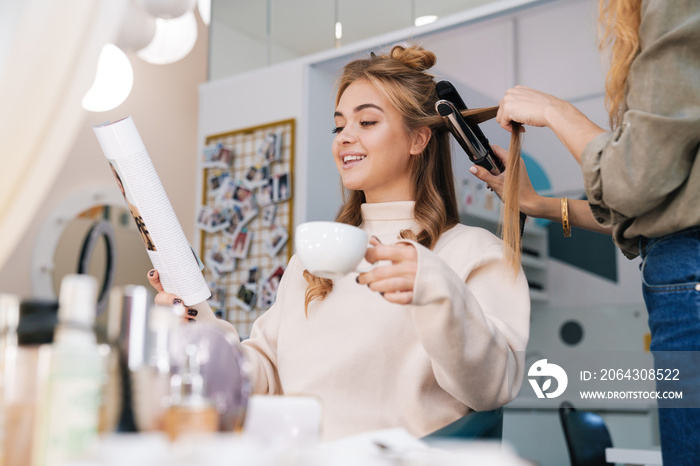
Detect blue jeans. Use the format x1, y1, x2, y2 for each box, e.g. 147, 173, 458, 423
640, 226, 700, 465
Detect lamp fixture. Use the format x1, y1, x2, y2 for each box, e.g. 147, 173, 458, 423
137, 10, 198, 65
415, 15, 438, 27
82, 44, 134, 112
335, 22, 342, 40
198, 0, 211, 25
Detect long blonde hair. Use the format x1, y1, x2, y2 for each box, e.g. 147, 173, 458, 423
304, 45, 459, 313
598, 0, 642, 129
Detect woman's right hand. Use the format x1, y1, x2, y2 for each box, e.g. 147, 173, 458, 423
147, 269, 198, 322
468, 144, 542, 217
497, 85, 565, 132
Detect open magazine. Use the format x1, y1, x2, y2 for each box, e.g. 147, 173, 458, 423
92, 117, 211, 306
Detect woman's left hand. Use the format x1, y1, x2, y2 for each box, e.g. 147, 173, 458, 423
357, 236, 417, 304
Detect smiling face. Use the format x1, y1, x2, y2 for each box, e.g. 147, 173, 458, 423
332, 79, 425, 203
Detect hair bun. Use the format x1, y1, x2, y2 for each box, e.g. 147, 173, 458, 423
389, 45, 436, 71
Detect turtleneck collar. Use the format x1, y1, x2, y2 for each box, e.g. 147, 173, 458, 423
359, 201, 418, 243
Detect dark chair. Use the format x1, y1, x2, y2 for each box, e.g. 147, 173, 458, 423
422, 408, 503, 441
559, 402, 613, 466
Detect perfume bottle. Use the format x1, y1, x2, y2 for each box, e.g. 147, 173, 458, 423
163, 344, 218, 441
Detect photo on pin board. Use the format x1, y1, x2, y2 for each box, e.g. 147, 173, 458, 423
196, 205, 229, 233
264, 223, 288, 258
262, 204, 277, 227
244, 163, 270, 189
272, 172, 291, 203
202, 142, 234, 168
237, 196, 259, 226
207, 170, 231, 194
247, 266, 260, 287
207, 281, 227, 309
258, 282, 276, 310
257, 178, 274, 206
264, 264, 286, 295
258, 131, 282, 164
231, 228, 252, 259
205, 241, 236, 276
233, 284, 258, 312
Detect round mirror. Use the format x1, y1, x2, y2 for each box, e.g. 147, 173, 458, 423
33, 186, 154, 313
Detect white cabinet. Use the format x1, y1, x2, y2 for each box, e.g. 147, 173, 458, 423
457, 178, 548, 303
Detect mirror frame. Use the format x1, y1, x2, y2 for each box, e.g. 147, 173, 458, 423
32, 185, 124, 301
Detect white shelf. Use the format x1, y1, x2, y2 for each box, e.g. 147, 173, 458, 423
521, 254, 546, 270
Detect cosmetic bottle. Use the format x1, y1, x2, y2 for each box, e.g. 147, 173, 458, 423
3, 299, 58, 466
132, 303, 182, 431
32, 275, 103, 466
97, 289, 124, 434
109, 285, 150, 433
163, 344, 219, 441
0, 294, 20, 466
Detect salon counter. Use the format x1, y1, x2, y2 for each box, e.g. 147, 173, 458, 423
68, 430, 530, 466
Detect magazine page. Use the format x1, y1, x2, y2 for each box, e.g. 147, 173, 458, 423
92, 117, 210, 306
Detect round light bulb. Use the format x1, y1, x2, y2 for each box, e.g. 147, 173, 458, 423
198, 0, 211, 26
415, 15, 438, 27
137, 11, 198, 65
82, 44, 134, 112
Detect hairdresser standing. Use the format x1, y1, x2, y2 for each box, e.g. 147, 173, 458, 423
472, 1, 700, 463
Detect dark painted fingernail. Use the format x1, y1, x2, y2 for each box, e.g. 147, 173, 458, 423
355, 276, 360, 284
173, 298, 182, 305
371, 235, 382, 244
380, 292, 385, 296
149, 269, 155, 277
188, 318, 196, 323
187, 309, 198, 317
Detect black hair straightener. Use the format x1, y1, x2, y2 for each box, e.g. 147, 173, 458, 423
436, 80, 527, 236
435, 80, 504, 175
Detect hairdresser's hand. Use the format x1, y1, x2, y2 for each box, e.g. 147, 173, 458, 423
357, 237, 417, 305
497, 85, 566, 132
468, 144, 542, 216
469, 144, 544, 215
147, 269, 198, 323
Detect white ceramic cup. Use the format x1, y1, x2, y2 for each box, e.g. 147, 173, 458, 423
295, 221, 373, 279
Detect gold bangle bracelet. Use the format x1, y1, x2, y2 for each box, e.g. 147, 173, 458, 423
561, 197, 571, 237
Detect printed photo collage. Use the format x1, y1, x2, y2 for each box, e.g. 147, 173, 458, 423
198, 132, 291, 317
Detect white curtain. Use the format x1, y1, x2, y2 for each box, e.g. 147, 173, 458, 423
0, 0, 127, 270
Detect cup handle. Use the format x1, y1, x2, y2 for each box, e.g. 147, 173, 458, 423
354, 242, 376, 274
355, 263, 376, 274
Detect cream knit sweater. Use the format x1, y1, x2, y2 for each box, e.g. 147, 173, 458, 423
234, 201, 530, 440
